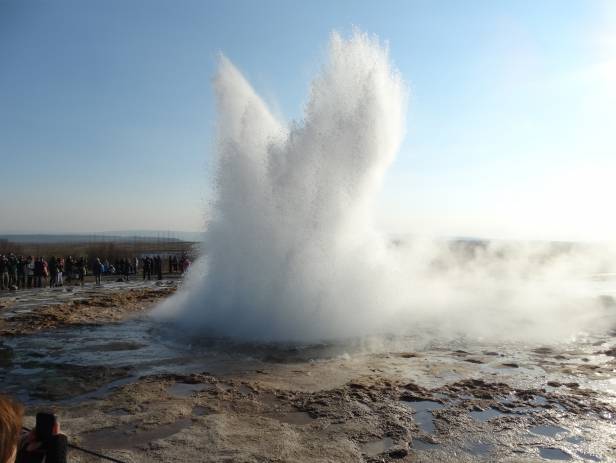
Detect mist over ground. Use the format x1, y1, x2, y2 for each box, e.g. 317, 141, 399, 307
153, 31, 616, 344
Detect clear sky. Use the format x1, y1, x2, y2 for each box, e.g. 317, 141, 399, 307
1, 0, 614, 241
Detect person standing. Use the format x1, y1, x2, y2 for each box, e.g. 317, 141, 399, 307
65, 256, 73, 283
157, 256, 163, 280
142, 257, 152, 280
78, 258, 86, 287
182, 256, 191, 274
93, 258, 103, 286
0, 255, 8, 290
8, 254, 18, 288
33, 258, 42, 288
55, 258, 64, 287
41, 258, 49, 288
123, 258, 130, 281
26, 257, 34, 289
48, 257, 57, 288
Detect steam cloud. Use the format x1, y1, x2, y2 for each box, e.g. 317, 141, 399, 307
154, 31, 615, 343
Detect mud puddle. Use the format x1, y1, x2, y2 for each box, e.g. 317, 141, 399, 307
81, 417, 193, 450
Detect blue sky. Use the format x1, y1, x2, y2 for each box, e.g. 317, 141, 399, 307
1, 0, 614, 240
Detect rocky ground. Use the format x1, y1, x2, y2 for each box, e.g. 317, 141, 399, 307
0, 281, 176, 336
2, 284, 616, 462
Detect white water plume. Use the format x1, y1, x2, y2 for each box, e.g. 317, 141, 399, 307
154, 31, 616, 343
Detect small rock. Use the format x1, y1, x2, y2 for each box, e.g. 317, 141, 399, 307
349, 382, 368, 390
603, 348, 616, 357
533, 347, 553, 355
502, 363, 519, 368
389, 448, 408, 459
402, 383, 424, 393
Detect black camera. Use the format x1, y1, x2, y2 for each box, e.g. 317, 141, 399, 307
35, 412, 56, 442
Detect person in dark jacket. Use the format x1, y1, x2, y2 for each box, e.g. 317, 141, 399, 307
93, 258, 103, 286
48, 257, 57, 288
33, 258, 40, 288
78, 258, 86, 287
143, 257, 152, 280
16, 257, 26, 289
0, 255, 8, 290
155, 255, 163, 280
7, 254, 18, 288
16, 412, 67, 463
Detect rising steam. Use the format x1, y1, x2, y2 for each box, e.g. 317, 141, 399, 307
154, 31, 615, 343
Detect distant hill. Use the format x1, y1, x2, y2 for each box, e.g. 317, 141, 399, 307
0, 231, 205, 244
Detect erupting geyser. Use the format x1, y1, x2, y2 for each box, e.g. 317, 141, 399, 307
162, 31, 407, 341
155, 30, 614, 343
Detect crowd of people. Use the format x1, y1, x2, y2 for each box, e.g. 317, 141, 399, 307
0, 253, 192, 291
0, 251, 193, 461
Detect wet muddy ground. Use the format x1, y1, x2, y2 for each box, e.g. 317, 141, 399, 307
2, 282, 616, 462
0, 280, 176, 336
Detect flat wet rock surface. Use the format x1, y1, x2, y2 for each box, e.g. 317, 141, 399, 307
35, 366, 615, 463
0, 281, 176, 336
3, 285, 616, 462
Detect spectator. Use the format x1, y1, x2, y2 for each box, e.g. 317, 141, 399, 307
25, 257, 34, 289
17, 257, 26, 289
16, 412, 67, 463
78, 258, 86, 287
142, 256, 149, 280
33, 258, 42, 288
0, 255, 8, 290
0, 249, 191, 292
41, 259, 48, 287
48, 257, 57, 288
64, 257, 73, 283
93, 258, 103, 286
155, 256, 163, 280
8, 254, 17, 288
55, 258, 64, 287
0, 395, 23, 463
122, 258, 130, 281
180, 255, 191, 274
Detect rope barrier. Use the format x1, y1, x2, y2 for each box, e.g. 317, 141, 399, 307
22, 427, 128, 463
